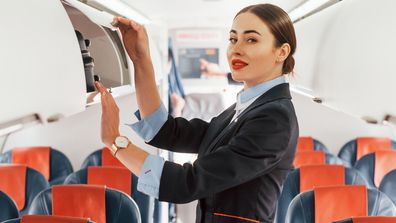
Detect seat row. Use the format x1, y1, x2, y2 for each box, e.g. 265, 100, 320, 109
295, 136, 396, 168
0, 147, 157, 223
273, 136, 396, 223
275, 164, 396, 223
0, 184, 139, 223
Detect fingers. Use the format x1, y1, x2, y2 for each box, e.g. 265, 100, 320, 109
116, 17, 142, 31
200, 58, 209, 70
95, 81, 108, 95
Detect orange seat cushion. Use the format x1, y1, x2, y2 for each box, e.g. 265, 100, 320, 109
315, 185, 367, 223
352, 216, 396, 223
102, 148, 125, 167
299, 165, 345, 193
21, 215, 90, 223
88, 166, 132, 196
294, 151, 326, 168
0, 164, 27, 210
374, 150, 396, 187
52, 185, 106, 223
297, 137, 314, 152
12, 147, 50, 180
356, 137, 391, 160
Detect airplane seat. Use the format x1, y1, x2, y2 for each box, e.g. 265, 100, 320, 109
0, 165, 49, 215
333, 216, 396, 223
0, 147, 73, 185
354, 151, 396, 188
79, 149, 154, 223
28, 185, 141, 223
2, 215, 95, 223
297, 137, 330, 153
0, 191, 20, 222
379, 169, 396, 205
80, 148, 125, 169
285, 185, 396, 223
275, 165, 368, 223
337, 137, 396, 168
293, 151, 343, 168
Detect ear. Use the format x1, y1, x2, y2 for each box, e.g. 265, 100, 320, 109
276, 43, 291, 62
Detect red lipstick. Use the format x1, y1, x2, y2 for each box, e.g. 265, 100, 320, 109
231, 59, 248, 70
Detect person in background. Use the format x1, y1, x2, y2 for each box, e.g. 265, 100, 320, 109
200, 58, 243, 85
95, 3, 299, 222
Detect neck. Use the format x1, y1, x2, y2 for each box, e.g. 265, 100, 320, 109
243, 65, 283, 89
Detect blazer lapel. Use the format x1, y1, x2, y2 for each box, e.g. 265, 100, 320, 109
205, 83, 292, 154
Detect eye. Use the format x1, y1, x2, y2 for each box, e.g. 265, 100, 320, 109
229, 37, 237, 44
247, 38, 257, 43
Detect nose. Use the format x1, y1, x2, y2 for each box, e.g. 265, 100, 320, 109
229, 41, 243, 56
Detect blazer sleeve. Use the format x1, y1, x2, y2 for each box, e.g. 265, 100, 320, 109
147, 115, 212, 154
158, 103, 292, 203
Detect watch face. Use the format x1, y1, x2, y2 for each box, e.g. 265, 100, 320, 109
115, 136, 129, 148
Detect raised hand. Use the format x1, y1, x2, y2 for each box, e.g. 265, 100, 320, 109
95, 81, 120, 148
115, 17, 151, 63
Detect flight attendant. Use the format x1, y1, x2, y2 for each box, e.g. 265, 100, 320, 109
95, 3, 299, 222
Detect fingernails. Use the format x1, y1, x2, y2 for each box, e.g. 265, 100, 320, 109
111, 17, 119, 27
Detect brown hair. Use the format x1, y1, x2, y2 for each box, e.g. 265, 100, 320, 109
236, 4, 297, 75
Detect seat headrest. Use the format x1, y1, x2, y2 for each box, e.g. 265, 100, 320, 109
299, 165, 345, 193
357, 137, 391, 160
374, 151, 396, 187
333, 216, 396, 223
12, 147, 50, 180
0, 164, 27, 210
101, 148, 125, 167
293, 151, 326, 168
315, 185, 367, 223
21, 215, 91, 223
52, 185, 106, 223
88, 166, 132, 196
297, 137, 314, 152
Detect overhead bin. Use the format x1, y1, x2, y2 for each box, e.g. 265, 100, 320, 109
0, 0, 133, 135
0, 0, 86, 133
291, 0, 396, 125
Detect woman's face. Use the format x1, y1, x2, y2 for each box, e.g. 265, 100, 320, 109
227, 12, 284, 88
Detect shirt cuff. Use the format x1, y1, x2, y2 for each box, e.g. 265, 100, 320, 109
128, 103, 168, 142
137, 155, 165, 199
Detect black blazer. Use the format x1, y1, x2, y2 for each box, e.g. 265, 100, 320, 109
148, 83, 299, 223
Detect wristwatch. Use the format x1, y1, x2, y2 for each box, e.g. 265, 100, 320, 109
110, 136, 131, 156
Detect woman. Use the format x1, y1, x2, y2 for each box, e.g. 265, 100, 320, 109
95, 3, 298, 222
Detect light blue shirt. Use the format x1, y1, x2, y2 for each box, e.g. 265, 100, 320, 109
129, 75, 286, 198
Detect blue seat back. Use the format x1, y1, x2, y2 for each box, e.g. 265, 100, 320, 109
379, 169, 396, 206
333, 216, 396, 223
2, 216, 95, 223
0, 166, 49, 215
28, 187, 141, 223
275, 167, 368, 223
80, 149, 154, 223
338, 139, 396, 168
0, 191, 19, 222
0, 148, 73, 185
285, 188, 396, 223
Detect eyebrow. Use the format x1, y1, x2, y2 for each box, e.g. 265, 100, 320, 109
230, 29, 262, 36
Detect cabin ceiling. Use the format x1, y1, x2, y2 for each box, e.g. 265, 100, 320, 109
121, 0, 307, 28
